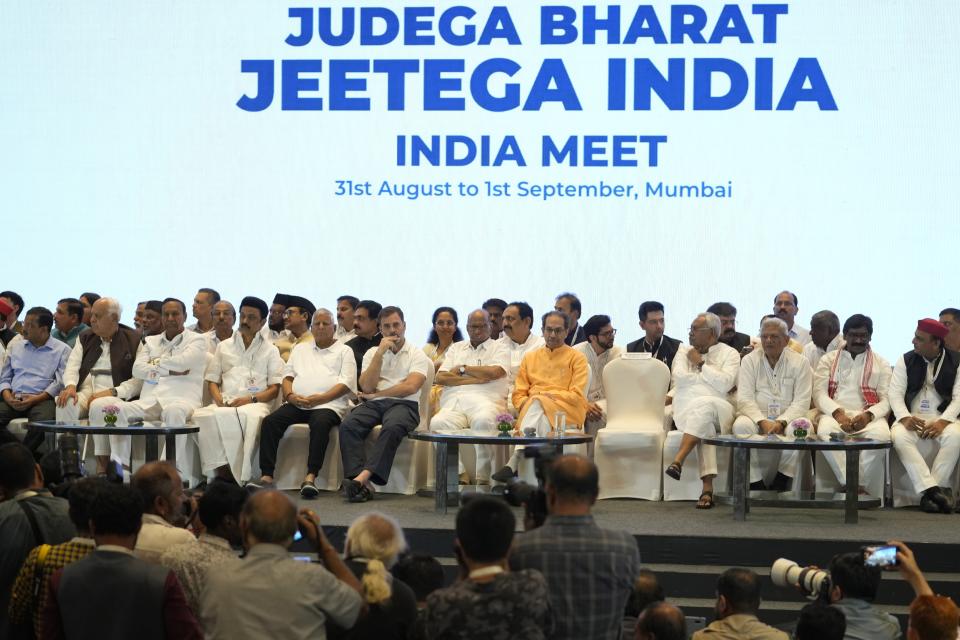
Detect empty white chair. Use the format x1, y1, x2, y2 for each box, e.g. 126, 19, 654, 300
273, 424, 343, 491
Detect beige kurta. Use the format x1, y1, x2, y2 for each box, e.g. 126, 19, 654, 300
512, 344, 589, 429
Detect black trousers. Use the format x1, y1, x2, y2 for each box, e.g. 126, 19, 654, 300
258, 405, 341, 477
339, 399, 419, 485
0, 399, 55, 453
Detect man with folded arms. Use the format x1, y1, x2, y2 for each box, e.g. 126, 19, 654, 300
194, 296, 284, 486
274, 295, 316, 362
813, 314, 891, 495
889, 318, 960, 513
254, 308, 356, 497
733, 317, 812, 492
56, 297, 143, 474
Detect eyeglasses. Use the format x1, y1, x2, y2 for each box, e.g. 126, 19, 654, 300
543, 327, 566, 335
598, 329, 617, 338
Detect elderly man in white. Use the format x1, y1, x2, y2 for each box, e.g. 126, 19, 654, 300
194, 296, 284, 485
431, 309, 510, 485
733, 317, 813, 492
89, 298, 207, 472
498, 301, 544, 413
814, 314, 891, 495
664, 312, 741, 509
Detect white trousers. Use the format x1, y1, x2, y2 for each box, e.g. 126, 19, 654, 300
57, 373, 115, 455
432, 395, 501, 481
584, 399, 607, 458
891, 419, 960, 494
674, 397, 734, 479
732, 416, 800, 483
193, 403, 271, 482
89, 396, 195, 467
817, 416, 890, 487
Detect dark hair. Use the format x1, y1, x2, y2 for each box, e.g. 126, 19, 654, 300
508, 301, 534, 323
356, 300, 383, 323
427, 306, 462, 345
717, 568, 761, 614
199, 482, 247, 532
0, 443, 37, 492
842, 314, 874, 336
774, 290, 799, 306
707, 302, 737, 317
25, 306, 54, 331
379, 305, 405, 324
80, 292, 101, 306
795, 602, 845, 640
198, 288, 221, 304
337, 295, 359, 309
583, 314, 611, 339
940, 308, 960, 323
132, 462, 177, 515
58, 298, 84, 322
542, 310, 571, 331
829, 552, 881, 601
239, 296, 269, 320
636, 602, 686, 640
456, 497, 515, 563
67, 478, 104, 532
90, 483, 143, 537
393, 554, 445, 602
482, 298, 507, 313
811, 310, 841, 332
0, 291, 25, 313
548, 455, 599, 503
555, 292, 581, 315
625, 569, 665, 617
162, 297, 187, 315
638, 301, 665, 321
145, 300, 163, 314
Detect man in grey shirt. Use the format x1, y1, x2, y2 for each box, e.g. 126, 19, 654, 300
827, 552, 900, 640
200, 490, 364, 639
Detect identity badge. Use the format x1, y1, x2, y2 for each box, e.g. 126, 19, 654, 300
767, 402, 781, 420
919, 398, 933, 415
146, 367, 160, 385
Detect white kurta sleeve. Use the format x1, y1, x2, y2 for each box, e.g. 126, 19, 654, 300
888, 356, 910, 422
62, 341, 84, 388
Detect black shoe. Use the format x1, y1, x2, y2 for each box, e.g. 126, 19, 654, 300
348, 484, 373, 503
343, 479, 361, 501
749, 480, 767, 491
300, 480, 320, 499
492, 465, 516, 483
770, 472, 793, 492
921, 487, 951, 514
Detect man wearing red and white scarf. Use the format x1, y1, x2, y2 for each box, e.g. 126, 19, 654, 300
813, 314, 891, 496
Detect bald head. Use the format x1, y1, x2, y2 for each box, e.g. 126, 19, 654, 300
636, 601, 686, 640
241, 490, 297, 547
465, 308, 491, 346
547, 455, 599, 506
132, 461, 184, 522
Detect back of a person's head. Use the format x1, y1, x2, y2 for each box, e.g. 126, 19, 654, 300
90, 483, 143, 537
547, 455, 599, 504
241, 490, 296, 546
132, 462, 176, 515
829, 552, 881, 601
717, 567, 762, 615
392, 554, 445, 604
346, 512, 408, 604
635, 601, 686, 640
626, 569, 666, 617
0, 443, 37, 494
796, 602, 845, 640
909, 595, 960, 640
456, 497, 515, 563
198, 481, 247, 532
65, 478, 104, 533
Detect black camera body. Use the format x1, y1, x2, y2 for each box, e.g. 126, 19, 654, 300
501, 443, 561, 527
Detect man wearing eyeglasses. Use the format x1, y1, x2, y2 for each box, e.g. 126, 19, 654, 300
574, 315, 622, 446
274, 296, 316, 362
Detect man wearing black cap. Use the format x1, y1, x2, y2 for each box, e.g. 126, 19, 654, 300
266, 294, 289, 343
141, 300, 164, 338
194, 296, 285, 485
274, 295, 315, 362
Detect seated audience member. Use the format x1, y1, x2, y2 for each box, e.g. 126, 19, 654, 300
275, 295, 316, 362
827, 551, 900, 640
132, 461, 196, 563
664, 313, 740, 509
340, 306, 430, 503
733, 317, 812, 491
265, 293, 290, 343
253, 308, 356, 496
0, 291, 25, 344
141, 300, 164, 338
88, 298, 207, 471
205, 300, 235, 353
423, 306, 462, 373
56, 297, 142, 474
431, 309, 509, 484
511, 456, 640, 640
335, 295, 359, 344
329, 512, 417, 640
813, 314, 891, 495
749, 316, 805, 355
623, 570, 666, 640
78, 292, 100, 326
692, 568, 787, 639
134, 301, 147, 334
794, 603, 845, 640
0, 307, 70, 451
42, 482, 202, 640
803, 310, 843, 371
772, 290, 810, 346
0, 443, 75, 638
201, 491, 364, 639
635, 602, 687, 640
187, 287, 219, 334
8, 478, 100, 634
889, 319, 960, 513
708, 302, 752, 354
574, 314, 623, 444
393, 554, 445, 640
51, 298, 88, 348
554, 292, 586, 345
345, 300, 383, 381
938, 308, 960, 352
482, 298, 507, 340
627, 301, 682, 369
194, 296, 284, 485
499, 301, 545, 413
160, 481, 245, 615
427, 497, 554, 640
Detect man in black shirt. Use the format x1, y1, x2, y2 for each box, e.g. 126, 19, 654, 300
626, 301, 682, 369
707, 302, 752, 354
345, 300, 383, 383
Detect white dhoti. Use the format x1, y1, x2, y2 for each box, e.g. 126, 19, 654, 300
817, 416, 890, 487
432, 395, 501, 482
674, 397, 734, 479
891, 420, 960, 495
89, 396, 196, 472
193, 403, 271, 483
732, 416, 800, 484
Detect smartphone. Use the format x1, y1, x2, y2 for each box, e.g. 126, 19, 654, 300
293, 529, 303, 541
292, 555, 313, 563
863, 545, 898, 568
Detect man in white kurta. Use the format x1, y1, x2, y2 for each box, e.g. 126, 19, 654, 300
89, 299, 207, 473
803, 310, 844, 371
574, 314, 623, 446
432, 309, 510, 484
889, 318, 960, 512
194, 297, 284, 485
664, 313, 740, 508
773, 290, 810, 346
733, 317, 812, 490
814, 314, 891, 494
498, 302, 544, 413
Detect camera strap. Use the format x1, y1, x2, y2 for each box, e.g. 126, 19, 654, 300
17, 500, 44, 546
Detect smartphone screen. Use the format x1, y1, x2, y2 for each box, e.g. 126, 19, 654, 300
293, 529, 303, 541
863, 545, 898, 567
292, 555, 313, 563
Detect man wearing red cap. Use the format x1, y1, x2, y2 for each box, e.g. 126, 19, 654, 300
0, 297, 17, 350
889, 318, 960, 513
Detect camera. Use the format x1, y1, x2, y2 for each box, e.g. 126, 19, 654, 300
501, 443, 561, 528
771, 558, 832, 600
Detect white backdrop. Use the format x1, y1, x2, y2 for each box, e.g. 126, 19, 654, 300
1, 1, 958, 358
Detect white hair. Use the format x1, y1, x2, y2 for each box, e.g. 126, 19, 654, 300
99, 297, 122, 320
697, 312, 722, 339
760, 316, 789, 336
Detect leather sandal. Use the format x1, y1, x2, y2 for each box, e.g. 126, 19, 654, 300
696, 491, 715, 509
664, 462, 682, 480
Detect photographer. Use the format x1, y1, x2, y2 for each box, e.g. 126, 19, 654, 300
826, 551, 900, 640
891, 540, 960, 640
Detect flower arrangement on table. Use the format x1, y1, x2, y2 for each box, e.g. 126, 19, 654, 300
789, 417, 812, 440
496, 413, 515, 437
102, 405, 121, 426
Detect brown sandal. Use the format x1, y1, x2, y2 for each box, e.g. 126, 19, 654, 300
665, 462, 682, 480
696, 491, 714, 509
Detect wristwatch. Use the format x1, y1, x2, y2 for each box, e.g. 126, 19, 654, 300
458, 365, 467, 376
109, 388, 118, 397
250, 395, 258, 403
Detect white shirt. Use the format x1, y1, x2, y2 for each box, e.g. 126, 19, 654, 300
802, 334, 843, 371
63, 337, 143, 400
789, 324, 811, 346
889, 352, 960, 423
135, 513, 197, 564
671, 343, 740, 415
206, 332, 284, 401
202, 330, 233, 355
498, 332, 545, 384
574, 343, 624, 402
736, 347, 812, 423
813, 348, 891, 417
286, 340, 357, 416
361, 340, 431, 403
133, 330, 208, 408
335, 325, 356, 345
438, 338, 511, 404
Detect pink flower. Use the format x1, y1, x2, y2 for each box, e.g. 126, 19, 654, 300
789, 417, 812, 430
102, 405, 121, 416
